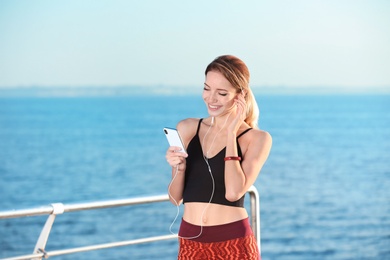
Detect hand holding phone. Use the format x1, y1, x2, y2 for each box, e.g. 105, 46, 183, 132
163, 127, 186, 153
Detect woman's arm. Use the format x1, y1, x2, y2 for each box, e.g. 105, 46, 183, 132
224, 130, 272, 201
165, 119, 196, 205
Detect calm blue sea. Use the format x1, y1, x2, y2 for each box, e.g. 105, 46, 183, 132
0, 93, 389, 260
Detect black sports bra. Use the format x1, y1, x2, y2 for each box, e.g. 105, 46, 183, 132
182, 119, 252, 207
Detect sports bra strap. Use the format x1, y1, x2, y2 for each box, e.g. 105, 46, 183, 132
237, 128, 252, 139
196, 118, 203, 135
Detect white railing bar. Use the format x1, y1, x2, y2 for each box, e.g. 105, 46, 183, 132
47, 234, 178, 257
0, 206, 54, 219
0, 253, 44, 260
0, 234, 178, 260
0, 194, 171, 219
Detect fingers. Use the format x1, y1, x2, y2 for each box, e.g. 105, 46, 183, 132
166, 146, 187, 167
234, 95, 246, 116
168, 146, 185, 153
236, 93, 246, 106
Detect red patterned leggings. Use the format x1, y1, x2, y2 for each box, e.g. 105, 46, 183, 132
178, 234, 260, 259
177, 218, 260, 259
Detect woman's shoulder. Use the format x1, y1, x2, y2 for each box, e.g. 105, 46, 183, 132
240, 128, 272, 161
177, 118, 202, 143
177, 118, 200, 129
245, 128, 272, 146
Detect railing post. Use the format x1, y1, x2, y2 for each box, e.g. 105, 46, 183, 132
249, 186, 261, 253
31, 203, 64, 260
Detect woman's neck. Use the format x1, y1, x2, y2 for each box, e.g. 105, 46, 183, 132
210, 113, 232, 129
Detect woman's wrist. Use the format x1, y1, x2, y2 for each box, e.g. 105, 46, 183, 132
173, 165, 186, 172
227, 131, 237, 139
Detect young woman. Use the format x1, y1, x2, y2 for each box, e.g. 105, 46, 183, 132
165, 55, 272, 259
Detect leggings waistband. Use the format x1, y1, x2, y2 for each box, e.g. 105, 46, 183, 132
178, 217, 253, 243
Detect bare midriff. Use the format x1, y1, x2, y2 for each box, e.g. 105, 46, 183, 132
183, 202, 248, 226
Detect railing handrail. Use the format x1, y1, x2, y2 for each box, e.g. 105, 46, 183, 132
0, 194, 171, 219
0, 186, 260, 260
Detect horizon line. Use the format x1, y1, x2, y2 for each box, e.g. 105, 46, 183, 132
0, 85, 389, 97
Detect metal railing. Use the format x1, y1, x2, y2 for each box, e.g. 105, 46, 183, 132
0, 186, 260, 260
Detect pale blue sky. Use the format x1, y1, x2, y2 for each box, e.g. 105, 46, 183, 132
0, 0, 389, 90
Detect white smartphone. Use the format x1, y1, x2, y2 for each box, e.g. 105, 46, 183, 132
163, 127, 186, 153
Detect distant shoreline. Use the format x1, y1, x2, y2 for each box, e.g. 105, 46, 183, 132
0, 85, 389, 97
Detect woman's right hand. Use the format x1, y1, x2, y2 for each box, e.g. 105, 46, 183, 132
165, 146, 188, 170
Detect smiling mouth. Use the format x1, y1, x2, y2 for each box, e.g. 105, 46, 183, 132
208, 104, 220, 110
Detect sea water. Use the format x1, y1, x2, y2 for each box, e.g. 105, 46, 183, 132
0, 93, 389, 259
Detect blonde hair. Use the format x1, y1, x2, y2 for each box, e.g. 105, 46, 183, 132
205, 55, 259, 128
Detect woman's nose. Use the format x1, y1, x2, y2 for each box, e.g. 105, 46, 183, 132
209, 92, 218, 102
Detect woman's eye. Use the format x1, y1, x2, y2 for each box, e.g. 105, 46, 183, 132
203, 87, 227, 96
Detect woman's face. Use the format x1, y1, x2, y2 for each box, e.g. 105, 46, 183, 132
203, 70, 237, 117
